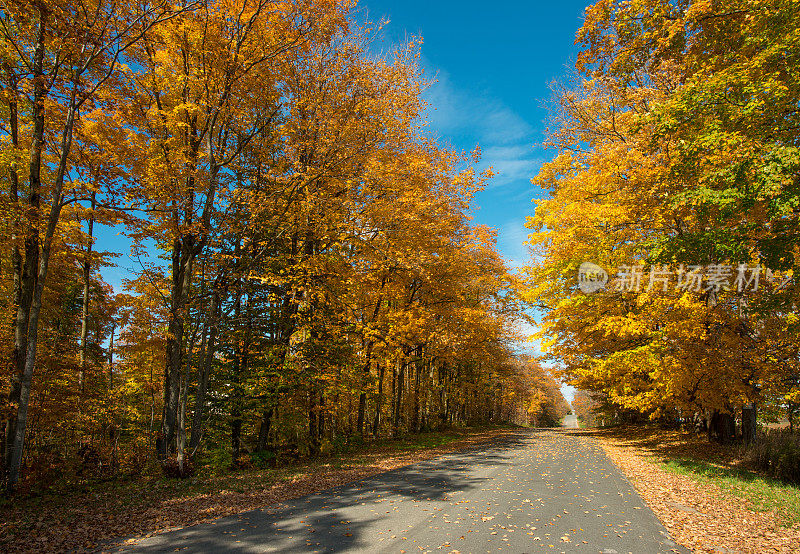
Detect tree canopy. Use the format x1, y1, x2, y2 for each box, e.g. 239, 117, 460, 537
0, 0, 566, 493
525, 0, 799, 436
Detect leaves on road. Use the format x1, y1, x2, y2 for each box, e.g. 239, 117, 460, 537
595, 430, 800, 553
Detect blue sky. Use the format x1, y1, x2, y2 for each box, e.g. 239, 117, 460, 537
361, 0, 593, 268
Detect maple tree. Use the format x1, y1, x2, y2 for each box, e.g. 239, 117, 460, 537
0, 0, 184, 491
0, 0, 564, 494
525, 0, 799, 439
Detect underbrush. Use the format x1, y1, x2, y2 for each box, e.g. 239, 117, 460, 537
743, 428, 800, 486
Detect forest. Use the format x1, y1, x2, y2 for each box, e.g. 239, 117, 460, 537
0, 0, 570, 494
526, 0, 800, 440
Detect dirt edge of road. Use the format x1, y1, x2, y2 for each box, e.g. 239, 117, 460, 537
591, 431, 800, 554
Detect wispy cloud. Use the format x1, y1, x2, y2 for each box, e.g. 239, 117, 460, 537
481, 109, 534, 145
423, 72, 531, 145
480, 145, 544, 188
498, 218, 532, 269
423, 73, 543, 191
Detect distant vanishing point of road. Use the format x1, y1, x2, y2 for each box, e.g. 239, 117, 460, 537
118, 429, 686, 553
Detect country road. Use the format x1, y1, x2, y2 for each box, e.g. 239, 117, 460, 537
561, 414, 578, 429
117, 430, 687, 553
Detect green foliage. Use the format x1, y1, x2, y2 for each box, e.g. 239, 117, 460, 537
249, 450, 276, 469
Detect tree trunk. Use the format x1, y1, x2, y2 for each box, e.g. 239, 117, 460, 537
372, 362, 385, 437
742, 403, 757, 444
176, 361, 188, 473
356, 390, 368, 437
318, 392, 326, 445
709, 409, 736, 443
356, 283, 384, 437
189, 288, 221, 455
159, 116, 215, 464
257, 408, 273, 451
308, 385, 319, 455
423, 359, 434, 431
393, 359, 405, 437
107, 322, 116, 391
159, 239, 191, 461
440, 363, 449, 429
412, 349, 421, 433
78, 191, 97, 392
7, 11, 80, 490
231, 283, 250, 467
231, 413, 242, 466
356, 345, 372, 437
3, 58, 26, 476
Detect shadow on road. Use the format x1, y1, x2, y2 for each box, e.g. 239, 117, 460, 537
119, 430, 536, 552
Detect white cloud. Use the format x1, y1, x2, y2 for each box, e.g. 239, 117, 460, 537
480, 145, 544, 188
482, 144, 536, 159
481, 108, 534, 145
498, 218, 532, 269
423, 72, 533, 148
423, 74, 543, 191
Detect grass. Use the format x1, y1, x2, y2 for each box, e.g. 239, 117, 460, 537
5, 426, 493, 500
290, 429, 471, 469
591, 425, 800, 527
657, 456, 800, 526
397, 430, 465, 450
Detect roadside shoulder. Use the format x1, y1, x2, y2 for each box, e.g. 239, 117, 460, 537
593, 432, 800, 554
2, 427, 516, 553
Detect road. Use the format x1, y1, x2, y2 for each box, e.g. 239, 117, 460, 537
118, 429, 687, 553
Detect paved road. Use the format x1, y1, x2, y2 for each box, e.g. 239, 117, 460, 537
119, 430, 687, 553
561, 414, 578, 429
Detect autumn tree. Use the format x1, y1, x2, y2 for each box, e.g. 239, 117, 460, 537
0, 0, 183, 491
525, 0, 800, 440
0, 0, 541, 491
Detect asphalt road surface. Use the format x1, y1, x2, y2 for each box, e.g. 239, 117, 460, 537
561, 414, 578, 429
118, 429, 688, 553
